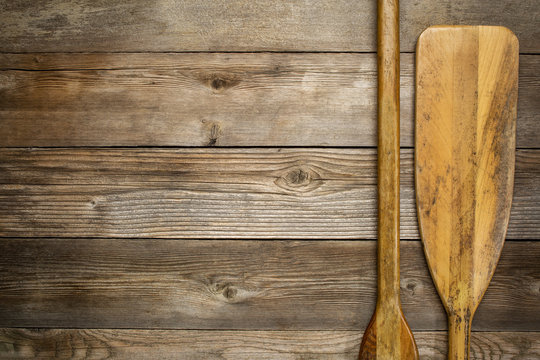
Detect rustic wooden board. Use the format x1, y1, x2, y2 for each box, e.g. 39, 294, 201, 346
0, 240, 538, 331
0, 54, 538, 147
0, 148, 537, 239
1, 329, 539, 360
0, 0, 538, 53
1, 1, 538, 356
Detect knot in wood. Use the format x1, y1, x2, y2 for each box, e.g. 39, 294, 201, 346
198, 72, 240, 93
403, 280, 419, 295
211, 78, 227, 91
206, 278, 244, 303
222, 286, 237, 300
201, 120, 221, 146
286, 168, 311, 186
88, 198, 99, 208
274, 166, 323, 194
207, 123, 220, 146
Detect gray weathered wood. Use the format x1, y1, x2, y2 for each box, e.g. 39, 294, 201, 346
0, 148, 537, 239
0, 1, 538, 355
0, 0, 538, 53
0, 240, 538, 330
0, 329, 539, 359
0, 54, 538, 147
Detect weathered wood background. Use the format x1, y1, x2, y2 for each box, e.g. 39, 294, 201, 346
0, 1, 538, 359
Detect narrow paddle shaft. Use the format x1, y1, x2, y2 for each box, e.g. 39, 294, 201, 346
377, 0, 400, 307
448, 313, 472, 360
359, 1, 418, 359
374, 0, 404, 353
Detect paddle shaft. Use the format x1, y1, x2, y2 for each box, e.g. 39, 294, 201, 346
359, 2, 419, 358
377, 0, 400, 308
375, 0, 402, 354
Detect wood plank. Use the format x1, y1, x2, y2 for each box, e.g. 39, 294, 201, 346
1, 329, 539, 360
0, 240, 538, 331
0, 54, 538, 147
0, 0, 538, 53
0, 148, 537, 239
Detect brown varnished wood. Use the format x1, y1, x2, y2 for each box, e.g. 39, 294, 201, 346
1, 53, 538, 147
416, 26, 519, 360
0, 239, 539, 330
359, 0, 418, 359
0, 329, 539, 360
359, 311, 418, 359
0, 148, 537, 239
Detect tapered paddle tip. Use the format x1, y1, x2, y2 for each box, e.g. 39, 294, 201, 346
359, 310, 419, 360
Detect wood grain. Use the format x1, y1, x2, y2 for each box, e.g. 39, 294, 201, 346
416, 26, 519, 360
0, 329, 539, 359
359, 1, 417, 358
0, 0, 538, 53
0, 148, 537, 239
0, 240, 538, 331
0, 1, 537, 356
0, 53, 538, 147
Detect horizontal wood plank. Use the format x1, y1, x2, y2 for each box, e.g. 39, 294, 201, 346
0, 148, 537, 239
0, 240, 538, 331
0, 54, 538, 147
0, 0, 538, 53
1, 329, 539, 360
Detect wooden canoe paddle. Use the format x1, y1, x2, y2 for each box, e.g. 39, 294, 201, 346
358, 0, 419, 359
416, 26, 519, 360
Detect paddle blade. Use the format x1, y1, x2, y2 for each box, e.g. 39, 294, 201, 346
416, 25, 518, 359
416, 24, 518, 314
359, 310, 419, 359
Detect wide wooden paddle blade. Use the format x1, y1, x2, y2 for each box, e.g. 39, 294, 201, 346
359, 310, 418, 360
415, 26, 518, 359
